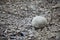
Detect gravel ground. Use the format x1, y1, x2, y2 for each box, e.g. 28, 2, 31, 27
0, 0, 60, 40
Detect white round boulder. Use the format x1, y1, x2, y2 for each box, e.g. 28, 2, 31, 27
31, 16, 47, 28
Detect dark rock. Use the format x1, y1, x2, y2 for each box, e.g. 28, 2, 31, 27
17, 32, 24, 36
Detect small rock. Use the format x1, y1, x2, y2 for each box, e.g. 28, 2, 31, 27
31, 16, 47, 28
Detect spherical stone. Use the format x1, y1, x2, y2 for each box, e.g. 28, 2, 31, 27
31, 16, 47, 28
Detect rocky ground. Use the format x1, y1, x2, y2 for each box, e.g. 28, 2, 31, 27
0, 0, 60, 40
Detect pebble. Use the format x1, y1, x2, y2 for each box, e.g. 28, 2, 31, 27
31, 16, 47, 28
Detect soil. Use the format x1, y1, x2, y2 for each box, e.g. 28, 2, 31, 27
0, 0, 60, 40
